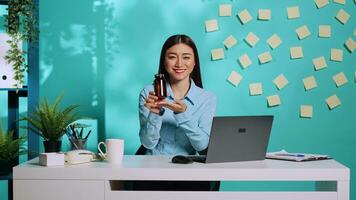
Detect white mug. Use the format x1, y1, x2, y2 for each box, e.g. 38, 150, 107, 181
97, 139, 124, 165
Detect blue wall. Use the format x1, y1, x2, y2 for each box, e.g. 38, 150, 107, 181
1, 0, 355, 199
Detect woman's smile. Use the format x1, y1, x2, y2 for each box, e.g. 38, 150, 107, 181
173, 68, 187, 74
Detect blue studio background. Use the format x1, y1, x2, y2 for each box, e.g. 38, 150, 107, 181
1, 0, 355, 199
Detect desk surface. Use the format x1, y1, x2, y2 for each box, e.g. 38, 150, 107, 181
13, 155, 349, 181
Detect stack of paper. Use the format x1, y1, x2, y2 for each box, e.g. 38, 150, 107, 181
266, 150, 330, 162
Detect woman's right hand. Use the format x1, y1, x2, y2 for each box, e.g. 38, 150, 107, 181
144, 91, 161, 115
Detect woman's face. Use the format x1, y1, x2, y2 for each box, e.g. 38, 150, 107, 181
164, 43, 195, 84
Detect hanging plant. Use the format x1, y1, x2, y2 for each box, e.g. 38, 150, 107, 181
4, 32, 26, 88
3, 0, 38, 88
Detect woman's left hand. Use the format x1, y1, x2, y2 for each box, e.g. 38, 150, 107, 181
157, 99, 187, 114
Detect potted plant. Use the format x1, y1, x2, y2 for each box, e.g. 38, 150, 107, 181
21, 95, 80, 152
0, 125, 26, 176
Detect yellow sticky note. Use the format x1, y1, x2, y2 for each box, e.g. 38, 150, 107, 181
318, 25, 331, 38
219, 4, 232, 17
211, 48, 224, 60
290, 46, 303, 59
227, 71, 243, 87
205, 19, 219, 32
245, 32, 259, 47
238, 54, 252, 69
334, 0, 345, 4
267, 34, 282, 49
223, 35, 237, 49
296, 25, 311, 40
237, 9, 253, 24
313, 56, 327, 71
330, 48, 343, 62
267, 95, 281, 107
258, 9, 271, 20
273, 74, 288, 90
314, 0, 329, 8
303, 76, 318, 91
249, 83, 263, 96
345, 38, 356, 53
287, 6, 300, 19
258, 51, 272, 64
333, 72, 348, 87
326, 94, 341, 110
335, 9, 350, 24
300, 105, 313, 118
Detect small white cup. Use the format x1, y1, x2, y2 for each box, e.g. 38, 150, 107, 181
97, 139, 124, 165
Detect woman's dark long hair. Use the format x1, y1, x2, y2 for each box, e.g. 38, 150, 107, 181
158, 34, 203, 88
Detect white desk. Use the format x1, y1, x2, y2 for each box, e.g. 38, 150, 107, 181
13, 155, 350, 200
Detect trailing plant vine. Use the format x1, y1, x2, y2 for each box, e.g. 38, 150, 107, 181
3, 0, 38, 88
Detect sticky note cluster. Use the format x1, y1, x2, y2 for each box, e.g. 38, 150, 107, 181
208, 2, 353, 117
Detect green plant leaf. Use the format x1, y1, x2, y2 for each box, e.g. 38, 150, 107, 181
4, 0, 38, 89
0, 124, 27, 162
20, 95, 81, 141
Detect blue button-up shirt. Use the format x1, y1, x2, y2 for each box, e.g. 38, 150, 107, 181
138, 80, 217, 155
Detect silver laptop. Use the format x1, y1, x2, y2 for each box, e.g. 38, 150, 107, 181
188, 116, 274, 163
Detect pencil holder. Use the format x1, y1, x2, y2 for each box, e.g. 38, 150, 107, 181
71, 139, 87, 150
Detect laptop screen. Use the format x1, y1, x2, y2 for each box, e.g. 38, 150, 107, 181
205, 116, 274, 163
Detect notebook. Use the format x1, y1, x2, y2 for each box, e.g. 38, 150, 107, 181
266, 150, 331, 162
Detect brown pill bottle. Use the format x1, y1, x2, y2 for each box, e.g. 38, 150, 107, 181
154, 73, 167, 99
